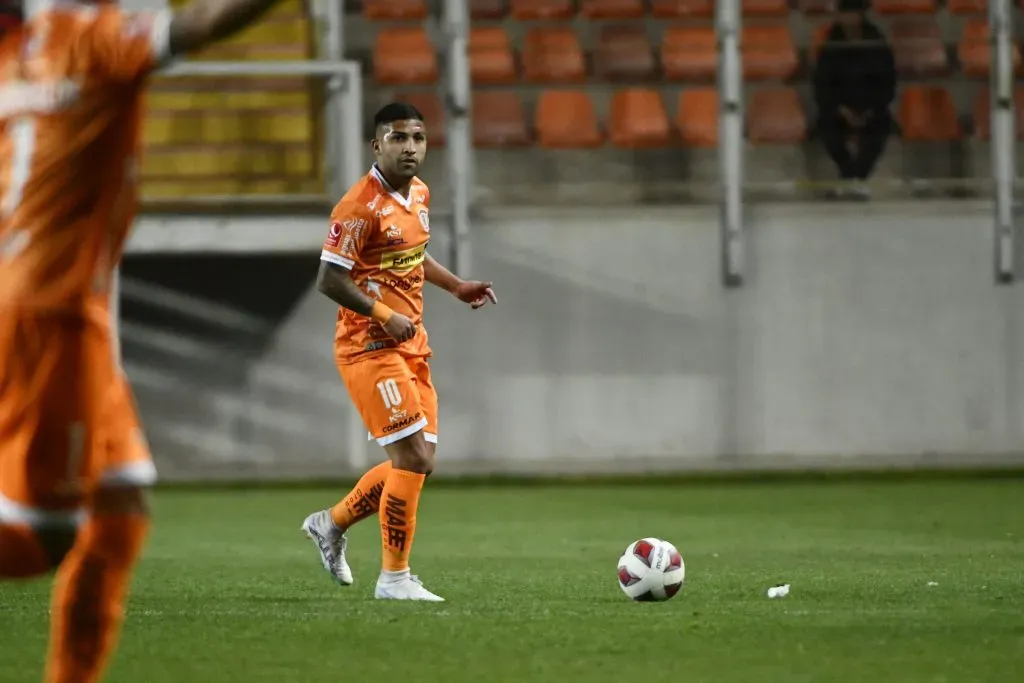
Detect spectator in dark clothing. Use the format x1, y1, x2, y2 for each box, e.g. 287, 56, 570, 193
813, 0, 896, 199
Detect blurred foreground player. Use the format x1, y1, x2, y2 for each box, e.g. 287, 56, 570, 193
302, 103, 497, 602
0, 0, 314, 681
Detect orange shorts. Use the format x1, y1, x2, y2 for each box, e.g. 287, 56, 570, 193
0, 312, 155, 529
337, 353, 438, 447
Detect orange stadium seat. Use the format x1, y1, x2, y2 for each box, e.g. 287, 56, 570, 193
471, 0, 508, 19
373, 27, 438, 85
676, 88, 719, 147
744, 0, 789, 16
609, 89, 671, 148
473, 91, 531, 147
362, 0, 428, 20
511, 0, 575, 19
595, 26, 656, 81
581, 0, 645, 18
662, 26, 717, 81
535, 90, 604, 148
742, 25, 798, 81
470, 27, 517, 84
899, 86, 961, 141
959, 20, 1021, 78
947, 0, 988, 14
522, 26, 587, 83
891, 20, 949, 78
747, 88, 807, 144
872, 0, 937, 14
972, 86, 1024, 140
396, 92, 446, 147
651, 0, 713, 18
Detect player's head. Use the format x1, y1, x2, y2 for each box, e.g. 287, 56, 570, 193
371, 102, 427, 183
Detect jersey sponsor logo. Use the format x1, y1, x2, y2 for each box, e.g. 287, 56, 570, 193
379, 204, 394, 217
385, 223, 404, 246
366, 195, 381, 211
0, 79, 81, 118
373, 273, 422, 293
380, 243, 427, 273
418, 209, 430, 232
325, 222, 343, 248
382, 412, 423, 435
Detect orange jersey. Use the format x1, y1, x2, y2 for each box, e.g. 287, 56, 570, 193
0, 2, 173, 315
321, 165, 433, 364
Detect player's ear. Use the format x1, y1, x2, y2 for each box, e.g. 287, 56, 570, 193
370, 137, 381, 156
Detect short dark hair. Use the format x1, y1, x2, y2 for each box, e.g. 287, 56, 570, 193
374, 102, 425, 129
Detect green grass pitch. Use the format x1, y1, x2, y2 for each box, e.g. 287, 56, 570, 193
1, 476, 1022, 682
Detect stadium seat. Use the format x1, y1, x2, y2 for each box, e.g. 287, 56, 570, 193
362, 0, 428, 20
144, 109, 312, 145
595, 26, 656, 81
662, 26, 717, 81
609, 89, 671, 148
744, 0, 789, 16
747, 88, 806, 144
742, 25, 798, 81
470, 27, 517, 84
972, 86, 1024, 140
959, 20, 1021, 78
535, 90, 603, 148
581, 0, 645, 18
143, 0, 321, 201
473, 91, 531, 147
676, 88, 719, 147
947, 0, 988, 14
891, 20, 949, 78
651, 0, 713, 18
899, 86, 960, 141
373, 27, 438, 85
471, 0, 508, 19
396, 92, 446, 147
511, 0, 575, 19
522, 26, 587, 83
142, 144, 315, 177
872, 0, 937, 14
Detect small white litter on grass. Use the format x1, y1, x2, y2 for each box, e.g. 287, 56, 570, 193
767, 584, 790, 599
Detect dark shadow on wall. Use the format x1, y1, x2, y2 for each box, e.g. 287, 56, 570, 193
119, 254, 319, 390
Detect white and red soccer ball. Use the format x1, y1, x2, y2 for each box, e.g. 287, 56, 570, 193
617, 537, 686, 602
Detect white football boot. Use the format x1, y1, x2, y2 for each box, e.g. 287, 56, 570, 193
374, 570, 445, 602
300, 510, 353, 586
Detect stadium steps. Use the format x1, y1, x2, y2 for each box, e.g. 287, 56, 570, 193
141, 0, 325, 205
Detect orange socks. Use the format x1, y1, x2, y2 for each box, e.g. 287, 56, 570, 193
331, 460, 392, 531
45, 513, 150, 683
0, 523, 52, 578
379, 467, 425, 572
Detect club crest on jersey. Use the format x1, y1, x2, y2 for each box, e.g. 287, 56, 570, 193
386, 224, 405, 246
418, 209, 430, 232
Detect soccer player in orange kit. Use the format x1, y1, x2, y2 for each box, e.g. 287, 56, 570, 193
302, 102, 497, 602
0, 0, 319, 680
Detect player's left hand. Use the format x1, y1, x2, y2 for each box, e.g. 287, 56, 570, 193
454, 280, 497, 310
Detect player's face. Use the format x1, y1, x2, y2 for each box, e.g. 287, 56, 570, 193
372, 119, 427, 182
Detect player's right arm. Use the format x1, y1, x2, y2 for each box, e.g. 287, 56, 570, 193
317, 204, 417, 342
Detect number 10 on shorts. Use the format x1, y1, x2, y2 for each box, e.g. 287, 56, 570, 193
377, 379, 403, 409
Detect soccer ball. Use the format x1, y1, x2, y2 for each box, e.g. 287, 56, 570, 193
616, 537, 685, 602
